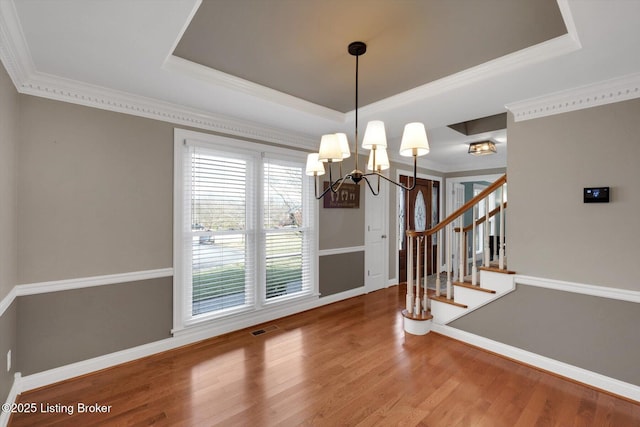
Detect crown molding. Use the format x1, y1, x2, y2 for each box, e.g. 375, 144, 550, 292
163, 55, 346, 123
351, 0, 580, 120
0, 0, 35, 87
16, 71, 319, 150
353, 32, 581, 120
0, 0, 319, 151
506, 72, 640, 122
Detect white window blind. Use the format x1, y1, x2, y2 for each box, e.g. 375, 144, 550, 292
176, 132, 317, 328
263, 160, 312, 301
187, 147, 256, 320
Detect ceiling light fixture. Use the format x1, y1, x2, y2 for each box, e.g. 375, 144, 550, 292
305, 41, 430, 199
468, 141, 497, 156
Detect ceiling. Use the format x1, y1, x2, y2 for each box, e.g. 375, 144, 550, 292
174, 0, 566, 113
4, 0, 640, 172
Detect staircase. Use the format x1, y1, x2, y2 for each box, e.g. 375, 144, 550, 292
402, 174, 514, 334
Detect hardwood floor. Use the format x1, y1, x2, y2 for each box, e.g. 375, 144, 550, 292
10, 285, 640, 426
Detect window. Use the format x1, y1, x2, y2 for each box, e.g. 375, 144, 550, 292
174, 130, 317, 329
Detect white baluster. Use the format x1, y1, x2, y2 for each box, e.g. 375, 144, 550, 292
499, 184, 505, 270
458, 218, 464, 283
423, 235, 428, 311
471, 204, 477, 285
435, 229, 441, 297
415, 236, 421, 315
407, 235, 414, 314
484, 196, 490, 267
446, 224, 452, 299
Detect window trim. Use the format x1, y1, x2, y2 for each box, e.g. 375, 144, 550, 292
173, 128, 319, 334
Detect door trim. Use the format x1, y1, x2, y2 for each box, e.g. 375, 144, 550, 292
445, 174, 502, 217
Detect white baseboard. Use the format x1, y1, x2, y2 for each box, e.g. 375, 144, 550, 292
6, 286, 366, 401
0, 373, 22, 427
432, 324, 640, 402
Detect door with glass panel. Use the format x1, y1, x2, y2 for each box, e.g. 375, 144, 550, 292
398, 176, 439, 283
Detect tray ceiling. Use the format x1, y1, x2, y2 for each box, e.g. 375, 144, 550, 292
174, 0, 566, 113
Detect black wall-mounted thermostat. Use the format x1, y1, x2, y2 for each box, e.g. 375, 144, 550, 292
584, 187, 609, 203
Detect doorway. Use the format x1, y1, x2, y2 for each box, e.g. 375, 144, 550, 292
398, 176, 439, 283
365, 180, 388, 293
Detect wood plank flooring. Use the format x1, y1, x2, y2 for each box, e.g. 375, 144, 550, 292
10, 285, 640, 426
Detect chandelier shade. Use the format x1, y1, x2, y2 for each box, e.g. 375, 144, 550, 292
336, 132, 351, 159
305, 153, 325, 176
399, 122, 430, 157
367, 147, 390, 172
362, 120, 388, 150
318, 133, 343, 162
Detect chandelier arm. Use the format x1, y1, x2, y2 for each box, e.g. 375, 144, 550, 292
362, 155, 419, 191
328, 162, 343, 193
362, 175, 379, 196
314, 175, 348, 200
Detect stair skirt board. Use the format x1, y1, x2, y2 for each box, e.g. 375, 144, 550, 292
427, 269, 517, 325
480, 270, 515, 293
453, 285, 497, 309
430, 300, 468, 325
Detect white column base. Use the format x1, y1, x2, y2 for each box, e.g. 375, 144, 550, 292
403, 317, 432, 335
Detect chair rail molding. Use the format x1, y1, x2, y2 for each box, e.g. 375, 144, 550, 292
515, 274, 640, 303
0, 268, 174, 318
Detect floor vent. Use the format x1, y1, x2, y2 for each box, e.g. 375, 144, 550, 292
250, 325, 279, 336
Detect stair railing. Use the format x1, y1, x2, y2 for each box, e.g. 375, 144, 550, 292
455, 201, 508, 284
405, 174, 507, 316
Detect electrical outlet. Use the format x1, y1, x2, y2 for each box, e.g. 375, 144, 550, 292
6, 349, 11, 372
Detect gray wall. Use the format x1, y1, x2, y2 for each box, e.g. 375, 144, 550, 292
17, 277, 172, 375
0, 61, 18, 300
0, 62, 19, 404
17, 96, 174, 284
319, 159, 366, 251
508, 99, 640, 291
317, 154, 367, 294
450, 285, 640, 386
319, 252, 365, 296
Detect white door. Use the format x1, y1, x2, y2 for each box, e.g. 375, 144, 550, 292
365, 180, 388, 292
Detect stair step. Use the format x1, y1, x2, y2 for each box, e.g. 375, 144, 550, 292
453, 281, 496, 294
428, 295, 468, 309
401, 309, 433, 321
479, 266, 516, 274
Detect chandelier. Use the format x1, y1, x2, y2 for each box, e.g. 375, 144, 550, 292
305, 41, 430, 199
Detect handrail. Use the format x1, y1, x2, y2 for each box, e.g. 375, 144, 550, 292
454, 202, 508, 233
407, 174, 506, 237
